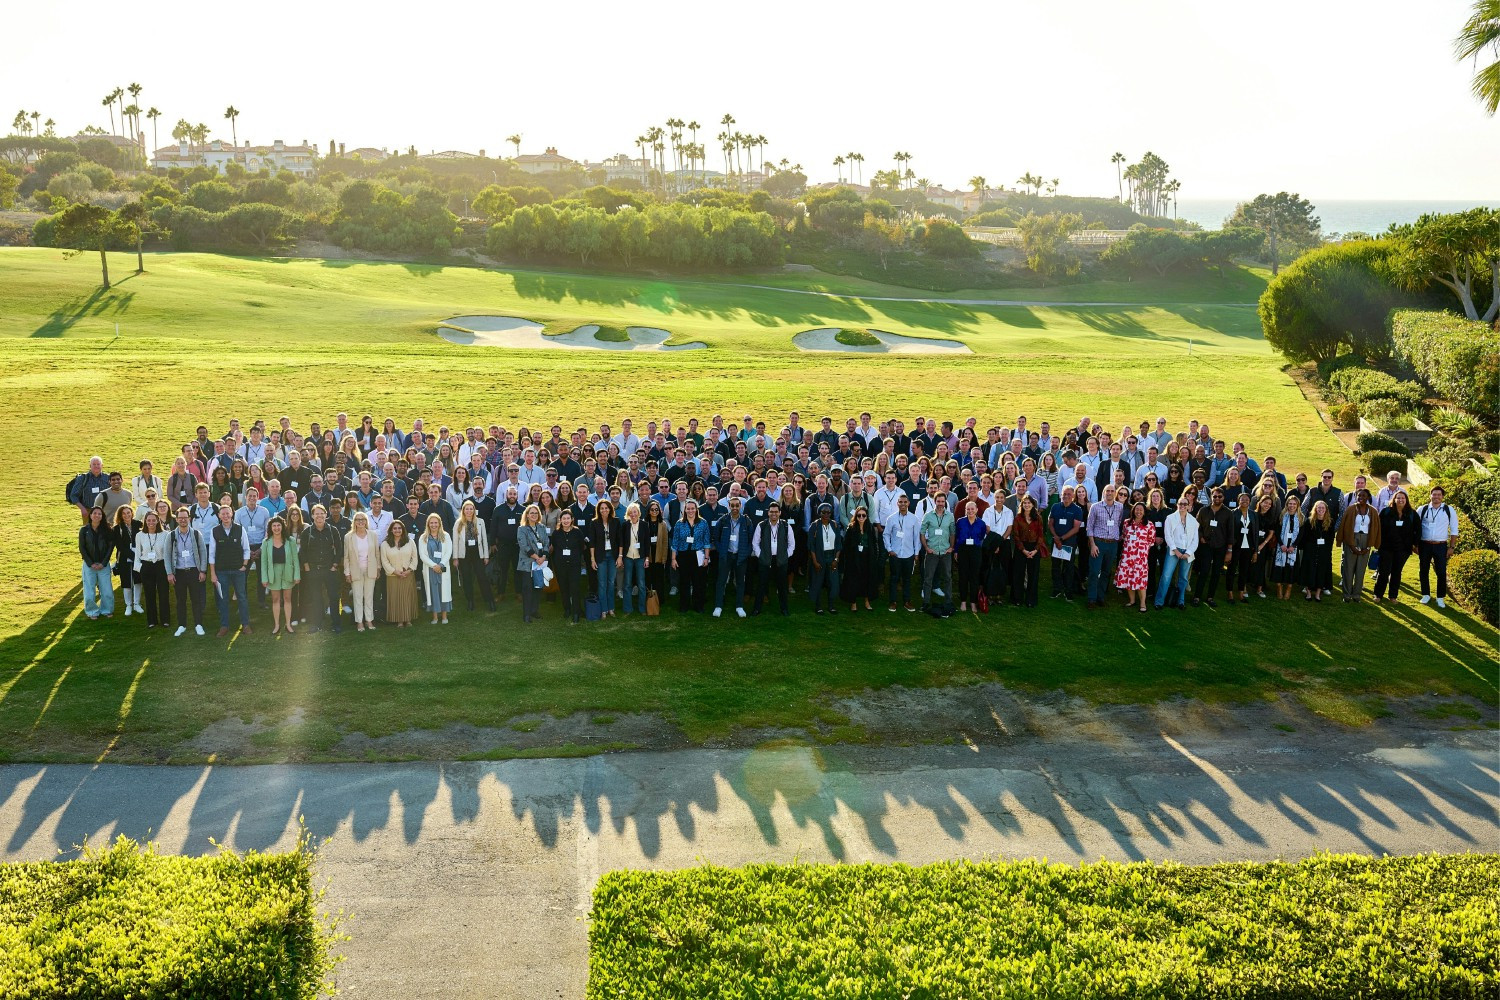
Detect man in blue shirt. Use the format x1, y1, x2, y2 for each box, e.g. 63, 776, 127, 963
1048, 487, 1085, 599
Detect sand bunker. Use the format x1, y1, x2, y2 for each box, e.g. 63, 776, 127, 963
438, 316, 705, 351
792, 328, 971, 354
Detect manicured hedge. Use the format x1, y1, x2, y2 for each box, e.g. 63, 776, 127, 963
1364, 450, 1408, 479
1355, 430, 1409, 456
1327, 367, 1424, 408
1390, 308, 1500, 416
1334, 402, 1360, 430
588, 854, 1499, 999
1450, 550, 1499, 626
0, 836, 340, 1000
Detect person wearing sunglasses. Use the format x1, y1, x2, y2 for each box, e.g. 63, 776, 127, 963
841, 504, 881, 612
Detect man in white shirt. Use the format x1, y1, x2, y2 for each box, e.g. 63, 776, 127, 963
1373, 470, 1404, 511
854, 412, 881, 449
1154, 496, 1199, 609
1132, 447, 1168, 490
883, 493, 921, 611
516, 450, 547, 490
611, 419, 642, 461
1417, 485, 1460, 608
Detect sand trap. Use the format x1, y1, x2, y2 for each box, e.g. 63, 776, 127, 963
437, 316, 705, 351
792, 328, 971, 354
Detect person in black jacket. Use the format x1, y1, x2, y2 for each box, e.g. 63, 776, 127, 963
79, 505, 117, 618
490, 486, 525, 602
300, 504, 343, 633
840, 506, 881, 611
1192, 488, 1232, 607
1373, 489, 1419, 601
587, 500, 620, 617
551, 509, 587, 623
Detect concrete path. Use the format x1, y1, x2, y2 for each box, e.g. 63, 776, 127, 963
2, 730, 1496, 999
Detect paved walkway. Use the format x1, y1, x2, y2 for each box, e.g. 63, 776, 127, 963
2, 730, 1495, 998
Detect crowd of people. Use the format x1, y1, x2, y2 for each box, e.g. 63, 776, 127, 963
67, 410, 1465, 636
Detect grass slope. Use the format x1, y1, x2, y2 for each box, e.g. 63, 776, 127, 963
0, 248, 1493, 763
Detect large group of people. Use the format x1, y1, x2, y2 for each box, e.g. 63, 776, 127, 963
67, 409, 1465, 636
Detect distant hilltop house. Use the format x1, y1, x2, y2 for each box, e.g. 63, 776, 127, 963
421, 149, 483, 160
513, 147, 577, 174
348, 146, 387, 162
71, 133, 145, 155
151, 138, 317, 177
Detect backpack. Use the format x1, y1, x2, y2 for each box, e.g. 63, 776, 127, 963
65, 473, 85, 505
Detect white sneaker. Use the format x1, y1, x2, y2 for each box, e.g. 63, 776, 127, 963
174, 625, 186, 637
134, 603, 144, 613
736, 607, 746, 618
1436, 598, 1446, 609
123, 605, 132, 617
194, 624, 205, 636
712, 607, 722, 618
1420, 595, 1431, 604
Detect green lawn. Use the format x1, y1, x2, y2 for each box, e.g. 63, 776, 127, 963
0, 248, 1493, 764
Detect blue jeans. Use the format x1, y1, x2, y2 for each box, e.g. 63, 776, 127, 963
215, 569, 250, 627
1087, 540, 1120, 603
621, 557, 646, 613
82, 562, 114, 616
596, 557, 618, 614
1155, 552, 1192, 607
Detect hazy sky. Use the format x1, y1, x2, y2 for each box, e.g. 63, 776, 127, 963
5, 0, 1496, 199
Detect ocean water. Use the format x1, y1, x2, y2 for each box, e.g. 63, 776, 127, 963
1173, 199, 1492, 236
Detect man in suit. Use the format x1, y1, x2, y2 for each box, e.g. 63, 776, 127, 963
751, 503, 795, 616
807, 502, 843, 614
711, 496, 754, 618
1094, 442, 1132, 499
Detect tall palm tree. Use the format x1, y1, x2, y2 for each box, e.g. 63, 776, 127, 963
719, 113, 735, 180
851, 152, 864, 185
833, 155, 845, 182
1111, 151, 1125, 202
111, 88, 125, 135
102, 94, 116, 134
29, 111, 40, 137
1016, 172, 1041, 195
146, 107, 161, 151
127, 82, 142, 137
506, 133, 521, 157
756, 135, 767, 179
1167, 178, 1182, 217
224, 106, 239, 146
1047, 177, 1060, 196
636, 134, 649, 176
1456, 0, 1500, 114
969, 175, 987, 204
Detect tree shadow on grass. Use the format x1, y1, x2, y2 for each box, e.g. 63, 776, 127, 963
31, 289, 135, 337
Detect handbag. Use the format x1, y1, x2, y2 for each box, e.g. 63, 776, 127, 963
585, 595, 602, 621
645, 588, 660, 616
976, 589, 989, 613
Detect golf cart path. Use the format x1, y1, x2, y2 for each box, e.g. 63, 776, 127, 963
723, 281, 1262, 308
2, 724, 1494, 999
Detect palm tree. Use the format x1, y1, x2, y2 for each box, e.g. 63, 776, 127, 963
1167, 178, 1182, 217
687, 119, 699, 156
851, 152, 864, 185
102, 94, 116, 134
146, 107, 160, 150
29, 111, 40, 137
43, 118, 55, 138
756, 135, 768, 179
719, 114, 735, 181
127, 83, 142, 137
506, 133, 521, 157
111, 88, 125, 135
224, 106, 239, 146
833, 155, 845, 182
1047, 177, 1060, 196
1456, 0, 1500, 114
636, 134, 649, 177
1111, 152, 1125, 202
1016, 172, 1041, 195
968, 175, 988, 202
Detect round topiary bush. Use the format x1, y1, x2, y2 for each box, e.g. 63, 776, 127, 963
835, 329, 880, 347
1364, 451, 1408, 479
1335, 403, 1360, 430
1448, 549, 1498, 626
1355, 431, 1409, 456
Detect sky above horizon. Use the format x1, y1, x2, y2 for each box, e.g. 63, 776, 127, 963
5, 0, 1496, 201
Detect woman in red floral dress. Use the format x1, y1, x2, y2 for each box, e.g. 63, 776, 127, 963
1115, 501, 1155, 611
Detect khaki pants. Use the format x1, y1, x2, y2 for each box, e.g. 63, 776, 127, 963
350, 577, 376, 623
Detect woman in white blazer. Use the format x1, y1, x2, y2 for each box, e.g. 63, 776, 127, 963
452, 499, 495, 612
343, 511, 382, 631
132, 509, 173, 628
419, 512, 454, 624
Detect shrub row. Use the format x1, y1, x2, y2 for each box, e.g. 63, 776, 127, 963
0, 836, 340, 1000
1364, 450, 1409, 479
1354, 430, 1409, 456
1450, 550, 1500, 625
1390, 308, 1500, 417
588, 854, 1500, 999
1326, 367, 1424, 408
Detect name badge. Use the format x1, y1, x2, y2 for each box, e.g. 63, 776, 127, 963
857, 543, 864, 552
562, 548, 571, 556
1394, 520, 1403, 526
932, 528, 944, 537
1228, 501, 1238, 509
965, 538, 975, 546
1209, 520, 1218, 527
1057, 518, 1068, 527
467, 538, 476, 547
508, 518, 516, 525
1317, 538, 1326, 545
650, 534, 658, 543
1106, 520, 1115, 528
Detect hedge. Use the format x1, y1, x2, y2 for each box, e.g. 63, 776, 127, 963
1390, 309, 1500, 417
588, 854, 1499, 999
1364, 450, 1408, 479
1326, 367, 1424, 408
1334, 402, 1359, 430
0, 835, 341, 1000
1450, 550, 1499, 625
1354, 430, 1409, 456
